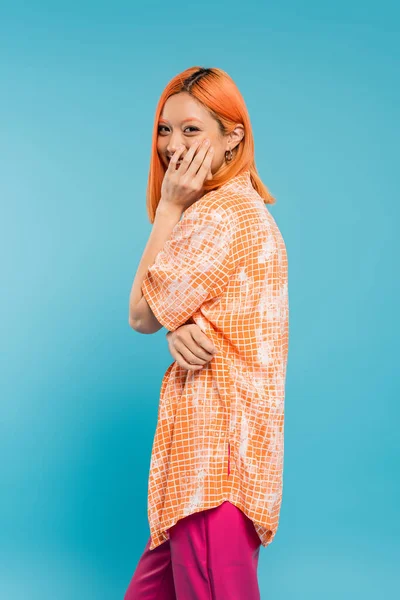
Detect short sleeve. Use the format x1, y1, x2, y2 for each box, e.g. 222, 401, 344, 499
141, 205, 235, 332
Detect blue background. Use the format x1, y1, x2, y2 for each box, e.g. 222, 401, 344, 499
1, 1, 399, 598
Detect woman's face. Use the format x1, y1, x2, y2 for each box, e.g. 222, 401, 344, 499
157, 92, 234, 176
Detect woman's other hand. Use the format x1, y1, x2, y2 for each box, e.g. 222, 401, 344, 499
158, 139, 214, 214
166, 322, 217, 371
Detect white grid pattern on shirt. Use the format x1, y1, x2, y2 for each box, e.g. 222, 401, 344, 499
141, 169, 289, 550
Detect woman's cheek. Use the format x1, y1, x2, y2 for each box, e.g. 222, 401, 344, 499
211, 155, 216, 172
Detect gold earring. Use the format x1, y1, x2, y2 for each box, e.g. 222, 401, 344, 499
225, 148, 233, 162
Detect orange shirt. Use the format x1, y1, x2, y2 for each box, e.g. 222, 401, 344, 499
141, 169, 289, 550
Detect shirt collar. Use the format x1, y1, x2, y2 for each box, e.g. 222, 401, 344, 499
222, 169, 252, 191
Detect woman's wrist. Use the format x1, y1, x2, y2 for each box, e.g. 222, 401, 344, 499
156, 199, 182, 221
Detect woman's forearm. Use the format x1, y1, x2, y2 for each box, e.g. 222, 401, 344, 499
129, 204, 182, 328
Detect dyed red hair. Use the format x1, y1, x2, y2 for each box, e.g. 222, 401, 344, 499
146, 66, 276, 223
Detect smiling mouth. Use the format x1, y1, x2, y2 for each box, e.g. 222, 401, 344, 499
168, 160, 183, 168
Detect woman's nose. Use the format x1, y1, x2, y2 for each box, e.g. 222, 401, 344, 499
166, 137, 186, 155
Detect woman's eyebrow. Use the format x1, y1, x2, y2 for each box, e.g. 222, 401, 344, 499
159, 117, 204, 124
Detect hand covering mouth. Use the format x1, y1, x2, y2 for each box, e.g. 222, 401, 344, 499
168, 159, 183, 168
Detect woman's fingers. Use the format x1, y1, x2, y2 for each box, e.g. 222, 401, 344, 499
177, 140, 200, 173
193, 147, 214, 186
170, 337, 209, 365
169, 140, 200, 175
167, 145, 185, 172
186, 140, 213, 179
161, 139, 214, 211
168, 344, 204, 371
167, 326, 216, 371
188, 326, 216, 356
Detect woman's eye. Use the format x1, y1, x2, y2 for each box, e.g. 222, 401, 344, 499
157, 126, 199, 133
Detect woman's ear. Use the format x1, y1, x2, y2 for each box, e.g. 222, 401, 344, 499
229, 124, 245, 150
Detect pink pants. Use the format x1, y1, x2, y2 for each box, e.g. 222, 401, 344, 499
124, 501, 261, 599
